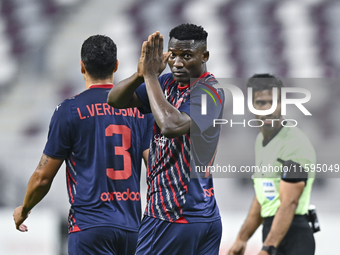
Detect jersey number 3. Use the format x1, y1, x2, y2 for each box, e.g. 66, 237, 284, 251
105, 124, 131, 180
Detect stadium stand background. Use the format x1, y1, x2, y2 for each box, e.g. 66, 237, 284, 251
0, 0, 339, 254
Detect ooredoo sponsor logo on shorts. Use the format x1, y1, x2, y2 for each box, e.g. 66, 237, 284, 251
204, 187, 215, 197
100, 188, 141, 202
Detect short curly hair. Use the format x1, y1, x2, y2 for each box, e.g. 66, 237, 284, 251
81, 35, 117, 80
169, 23, 208, 42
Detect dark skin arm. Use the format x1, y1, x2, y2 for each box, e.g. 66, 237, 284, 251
142, 149, 149, 167
13, 154, 63, 232
107, 72, 143, 109
107, 37, 147, 108
228, 196, 263, 255
143, 32, 190, 138
258, 180, 305, 254
107, 32, 168, 109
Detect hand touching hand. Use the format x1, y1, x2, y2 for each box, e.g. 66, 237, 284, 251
137, 40, 147, 77
142, 31, 171, 78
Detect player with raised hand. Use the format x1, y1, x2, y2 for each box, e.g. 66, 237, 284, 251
108, 23, 225, 255
13, 35, 154, 255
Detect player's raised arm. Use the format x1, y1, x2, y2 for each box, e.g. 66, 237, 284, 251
13, 154, 63, 232
107, 73, 143, 108
143, 32, 190, 138
107, 40, 149, 109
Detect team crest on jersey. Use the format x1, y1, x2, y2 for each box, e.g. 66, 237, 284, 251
55, 104, 61, 111
154, 134, 168, 147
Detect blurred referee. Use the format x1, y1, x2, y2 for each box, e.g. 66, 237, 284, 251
228, 74, 317, 255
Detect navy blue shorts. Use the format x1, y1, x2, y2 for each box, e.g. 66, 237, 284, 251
68, 226, 138, 255
136, 216, 222, 255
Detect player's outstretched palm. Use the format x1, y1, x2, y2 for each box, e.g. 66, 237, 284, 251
137, 41, 147, 77
143, 31, 170, 78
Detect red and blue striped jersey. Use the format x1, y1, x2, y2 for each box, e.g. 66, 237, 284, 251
135, 73, 224, 223
43, 84, 154, 233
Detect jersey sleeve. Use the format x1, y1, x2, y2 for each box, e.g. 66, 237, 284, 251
135, 83, 151, 114
180, 83, 224, 134
278, 132, 316, 182
43, 100, 73, 159
142, 114, 154, 151
278, 158, 308, 183
135, 74, 170, 114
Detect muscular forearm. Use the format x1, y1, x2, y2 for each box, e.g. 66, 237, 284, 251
14, 155, 62, 231
21, 154, 62, 213
238, 214, 263, 241
237, 197, 263, 241
263, 202, 297, 247
228, 197, 263, 255
21, 172, 53, 213
237, 198, 263, 241
107, 72, 143, 108
264, 180, 304, 247
144, 75, 190, 138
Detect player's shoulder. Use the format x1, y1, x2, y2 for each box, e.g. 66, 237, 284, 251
193, 73, 221, 93
52, 90, 84, 115
54, 97, 72, 111
159, 72, 174, 85
49, 99, 74, 126
281, 125, 310, 143
281, 126, 316, 162
255, 132, 263, 145
197, 72, 218, 85
61, 89, 96, 106
279, 126, 315, 156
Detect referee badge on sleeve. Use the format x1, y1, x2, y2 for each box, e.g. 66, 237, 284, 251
262, 180, 276, 201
